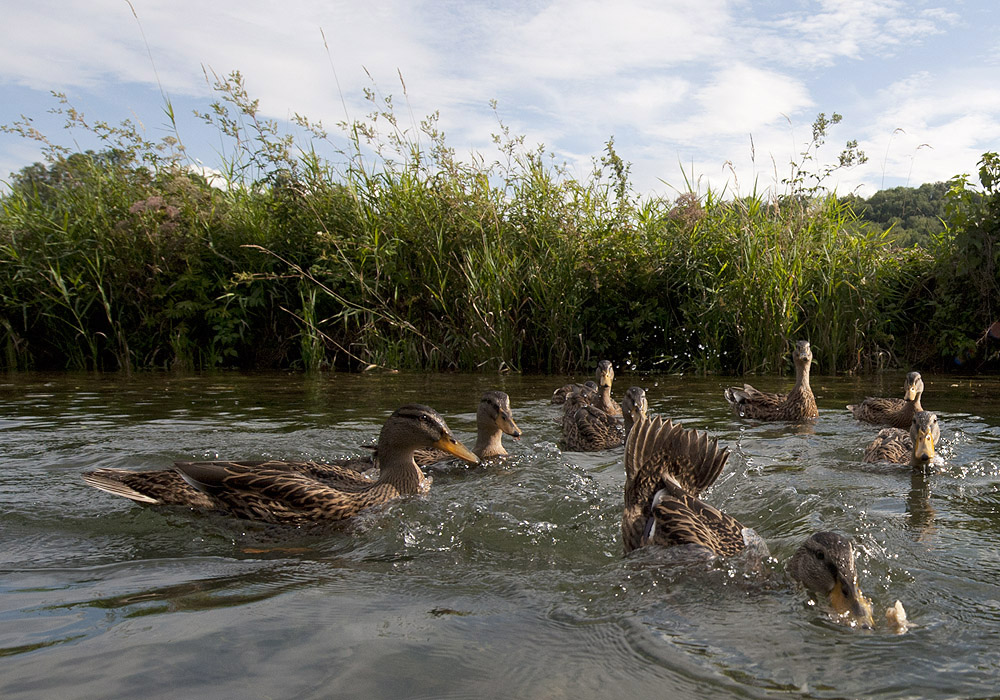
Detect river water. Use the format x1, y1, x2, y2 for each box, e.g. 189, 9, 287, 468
2, 371, 999, 699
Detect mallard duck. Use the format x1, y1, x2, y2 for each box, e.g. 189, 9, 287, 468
553, 361, 621, 417
724, 340, 818, 421
622, 414, 873, 627
327, 391, 523, 475
863, 411, 940, 466
414, 390, 521, 464
82, 404, 478, 525
551, 380, 597, 405
621, 386, 648, 439
786, 531, 875, 627
591, 359, 622, 417
848, 371, 924, 429
560, 389, 624, 452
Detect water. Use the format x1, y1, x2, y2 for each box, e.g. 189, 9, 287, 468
2, 371, 999, 699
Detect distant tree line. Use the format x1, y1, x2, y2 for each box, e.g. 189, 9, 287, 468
843, 182, 968, 248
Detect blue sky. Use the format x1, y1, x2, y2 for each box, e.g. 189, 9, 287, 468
2, 0, 999, 198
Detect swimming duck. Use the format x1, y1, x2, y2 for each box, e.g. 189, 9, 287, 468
621, 386, 648, 439
724, 340, 818, 421
82, 404, 478, 525
414, 390, 521, 464
622, 414, 872, 627
863, 411, 940, 466
848, 371, 924, 429
551, 380, 597, 405
785, 531, 875, 627
591, 360, 622, 417
553, 361, 621, 417
560, 389, 624, 452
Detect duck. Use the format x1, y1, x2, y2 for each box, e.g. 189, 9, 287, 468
413, 390, 521, 465
82, 404, 478, 525
848, 371, 924, 429
622, 413, 873, 627
560, 389, 624, 452
723, 340, 818, 421
863, 411, 940, 466
551, 380, 597, 405
553, 360, 621, 417
621, 386, 648, 439
591, 360, 622, 417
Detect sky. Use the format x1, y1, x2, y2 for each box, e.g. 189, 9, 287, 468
2, 0, 999, 199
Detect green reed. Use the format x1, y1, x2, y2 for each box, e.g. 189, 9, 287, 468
0, 74, 991, 373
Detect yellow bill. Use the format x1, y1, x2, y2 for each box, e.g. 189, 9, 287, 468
433, 434, 480, 465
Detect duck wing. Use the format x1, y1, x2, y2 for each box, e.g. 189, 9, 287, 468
561, 403, 624, 451
724, 383, 785, 418
862, 428, 911, 464
622, 415, 732, 554
642, 492, 746, 556
848, 396, 906, 425
624, 415, 729, 495
82, 467, 213, 508
174, 462, 394, 524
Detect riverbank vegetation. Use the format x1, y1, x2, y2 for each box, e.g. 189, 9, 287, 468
2, 74, 998, 374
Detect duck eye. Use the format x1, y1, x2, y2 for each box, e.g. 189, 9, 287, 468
815, 550, 825, 561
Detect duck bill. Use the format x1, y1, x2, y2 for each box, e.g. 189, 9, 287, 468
829, 576, 874, 629
597, 369, 613, 388
905, 385, 919, 401
433, 434, 480, 465
913, 429, 935, 463
498, 414, 522, 438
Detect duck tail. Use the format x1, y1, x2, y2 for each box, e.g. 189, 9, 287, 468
82, 468, 161, 504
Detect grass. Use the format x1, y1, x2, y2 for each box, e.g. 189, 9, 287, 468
0, 76, 995, 373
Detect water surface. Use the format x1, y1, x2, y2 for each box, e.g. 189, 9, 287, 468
2, 371, 999, 699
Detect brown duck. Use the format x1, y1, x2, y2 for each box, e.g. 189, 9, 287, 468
863, 411, 940, 466
553, 360, 621, 417
414, 390, 521, 464
621, 386, 648, 439
82, 404, 478, 525
622, 414, 873, 626
551, 380, 597, 405
560, 384, 647, 452
724, 340, 818, 421
848, 371, 924, 429
560, 390, 624, 452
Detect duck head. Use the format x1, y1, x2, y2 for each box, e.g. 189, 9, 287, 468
787, 531, 873, 628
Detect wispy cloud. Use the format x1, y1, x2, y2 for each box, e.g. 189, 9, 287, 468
0, 0, 995, 197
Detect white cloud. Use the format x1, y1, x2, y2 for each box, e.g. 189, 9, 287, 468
0, 0, 997, 199
747, 0, 959, 67
501, 0, 731, 80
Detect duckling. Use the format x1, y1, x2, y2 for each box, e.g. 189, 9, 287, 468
560, 390, 624, 452
863, 411, 940, 467
82, 404, 477, 524
848, 371, 924, 429
622, 414, 873, 627
724, 340, 818, 421
414, 390, 521, 465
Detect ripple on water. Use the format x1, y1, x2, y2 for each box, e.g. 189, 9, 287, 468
3, 372, 1000, 698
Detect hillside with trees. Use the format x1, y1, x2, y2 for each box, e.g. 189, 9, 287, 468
843, 182, 952, 247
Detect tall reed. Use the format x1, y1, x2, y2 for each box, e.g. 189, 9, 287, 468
1, 75, 989, 373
